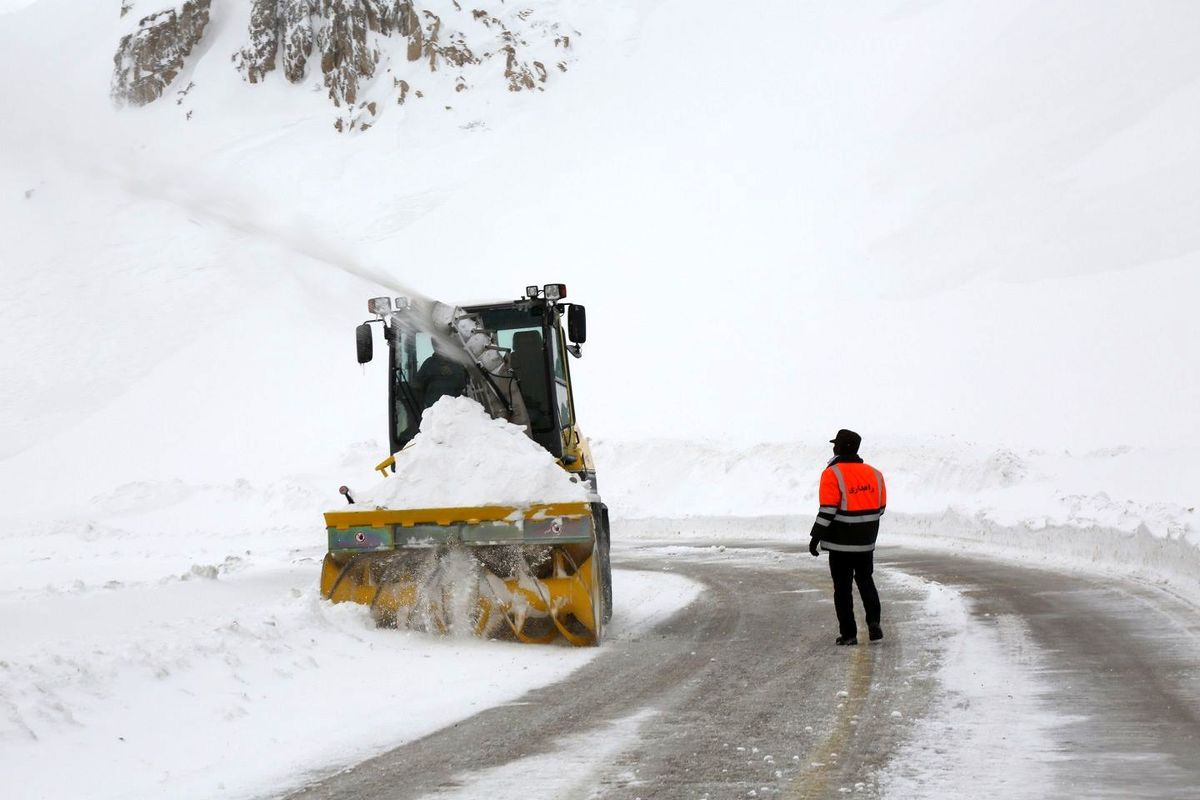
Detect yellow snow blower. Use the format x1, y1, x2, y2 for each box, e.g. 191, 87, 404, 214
321, 284, 612, 646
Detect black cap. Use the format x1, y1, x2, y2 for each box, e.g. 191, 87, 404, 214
829, 429, 862, 452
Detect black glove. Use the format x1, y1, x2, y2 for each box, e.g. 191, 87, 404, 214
809, 537, 820, 557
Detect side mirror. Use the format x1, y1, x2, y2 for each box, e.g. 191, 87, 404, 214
356, 323, 373, 364
567, 304, 587, 344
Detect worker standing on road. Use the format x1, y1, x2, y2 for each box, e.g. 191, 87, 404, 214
809, 429, 887, 646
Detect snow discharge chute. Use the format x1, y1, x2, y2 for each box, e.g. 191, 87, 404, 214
321, 285, 612, 646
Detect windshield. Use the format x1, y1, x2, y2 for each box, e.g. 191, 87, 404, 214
477, 307, 554, 436
389, 304, 559, 454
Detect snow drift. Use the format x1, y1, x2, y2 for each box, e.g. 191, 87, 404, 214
594, 438, 1197, 542
593, 437, 1200, 604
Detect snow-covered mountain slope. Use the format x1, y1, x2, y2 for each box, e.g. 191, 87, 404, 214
4, 0, 1200, 486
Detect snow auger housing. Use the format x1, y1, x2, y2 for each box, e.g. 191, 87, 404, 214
321, 284, 613, 646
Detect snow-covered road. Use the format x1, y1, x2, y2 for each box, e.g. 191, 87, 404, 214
879, 549, 1200, 798
5, 513, 1199, 799
287, 539, 1200, 799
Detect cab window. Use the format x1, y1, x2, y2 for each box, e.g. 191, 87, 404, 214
548, 330, 572, 429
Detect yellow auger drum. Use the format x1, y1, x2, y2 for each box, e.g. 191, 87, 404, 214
321, 285, 613, 646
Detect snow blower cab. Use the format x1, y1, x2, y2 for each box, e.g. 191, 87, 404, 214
321, 284, 613, 645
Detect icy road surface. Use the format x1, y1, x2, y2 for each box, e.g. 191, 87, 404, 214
287, 541, 1200, 799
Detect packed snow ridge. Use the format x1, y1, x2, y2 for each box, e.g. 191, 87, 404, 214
345, 396, 590, 511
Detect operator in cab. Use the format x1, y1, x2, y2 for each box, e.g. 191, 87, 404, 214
414, 337, 469, 410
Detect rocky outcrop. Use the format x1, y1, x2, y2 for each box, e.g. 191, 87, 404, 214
112, 0, 211, 107
114, 1, 575, 131
234, 1, 416, 104
234, 0, 319, 84
232, 1, 564, 105
317, 0, 383, 106
234, 0, 279, 84
280, 2, 317, 82
503, 45, 547, 92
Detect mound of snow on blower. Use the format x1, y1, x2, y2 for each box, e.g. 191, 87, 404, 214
347, 396, 589, 510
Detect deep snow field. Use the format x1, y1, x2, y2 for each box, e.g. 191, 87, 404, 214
3, 0, 1200, 797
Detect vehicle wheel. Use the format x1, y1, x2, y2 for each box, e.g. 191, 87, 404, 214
601, 505, 613, 623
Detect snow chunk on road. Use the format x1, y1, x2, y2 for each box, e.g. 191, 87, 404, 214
346, 397, 589, 510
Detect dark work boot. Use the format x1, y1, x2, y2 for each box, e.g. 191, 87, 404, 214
835, 635, 857, 646
868, 624, 884, 642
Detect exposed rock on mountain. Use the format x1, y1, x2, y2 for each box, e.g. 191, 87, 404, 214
317, 0, 390, 106
233, 1, 565, 113
114, 1, 576, 131
234, 0, 290, 84
112, 0, 211, 106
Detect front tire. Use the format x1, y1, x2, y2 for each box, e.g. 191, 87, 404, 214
600, 505, 613, 623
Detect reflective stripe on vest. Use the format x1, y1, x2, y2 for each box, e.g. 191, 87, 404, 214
832, 512, 881, 523
819, 541, 877, 552
830, 465, 849, 510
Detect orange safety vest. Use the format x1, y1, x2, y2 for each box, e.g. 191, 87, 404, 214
813, 458, 887, 552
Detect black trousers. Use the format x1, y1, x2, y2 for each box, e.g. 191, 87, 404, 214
828, 549, 881, 639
